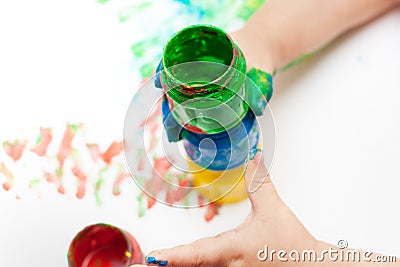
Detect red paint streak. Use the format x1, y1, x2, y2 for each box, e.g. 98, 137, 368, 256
3, 139, 27, 161
72, 165, 87, 199
165, 188, 174, 206
183, 123, 207, 134
0, 162, 14, 191
167, 97, 174, 110
57, 124, 81, 168
86, 143, 102, 161
151, 157, 171, 193
197, 195, 205, 207
112, 172, 130, 196
148, 135, 158, 152
174, 178, 191, 202
139, 101, 161, 128
147, 194, 156, 209
102, 141, 123, 165
205, 202, 219, 222
31, 127, 52, 157
44, 171, 65, 195
137, 155, 144, 172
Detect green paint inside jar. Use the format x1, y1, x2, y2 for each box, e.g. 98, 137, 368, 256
162, 25, 248, 134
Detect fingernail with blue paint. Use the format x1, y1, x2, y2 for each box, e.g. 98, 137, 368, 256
146, 255, 168, 266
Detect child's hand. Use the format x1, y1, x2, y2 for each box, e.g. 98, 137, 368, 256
135, 151, 317, 267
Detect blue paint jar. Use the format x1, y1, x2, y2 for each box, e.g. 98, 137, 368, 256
161, 97, 259, 171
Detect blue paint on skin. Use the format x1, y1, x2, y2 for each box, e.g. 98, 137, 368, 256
147, 256, 169, 266
248, 148, 261, 160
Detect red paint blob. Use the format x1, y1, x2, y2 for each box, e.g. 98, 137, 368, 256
68, 224, 143, 267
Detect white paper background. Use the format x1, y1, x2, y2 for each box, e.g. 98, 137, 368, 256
0, 1, 399, 265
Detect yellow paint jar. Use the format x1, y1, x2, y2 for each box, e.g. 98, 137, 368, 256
187, 159, 248, 204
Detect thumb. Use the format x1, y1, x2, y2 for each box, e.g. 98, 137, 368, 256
145, 231, 237, 267
244, 149, 277, 210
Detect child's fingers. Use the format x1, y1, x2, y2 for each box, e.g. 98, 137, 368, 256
244, 149, 278, 212
145, 231, 237, 267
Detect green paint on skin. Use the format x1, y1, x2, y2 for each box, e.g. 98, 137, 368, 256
280, 52, 314, 72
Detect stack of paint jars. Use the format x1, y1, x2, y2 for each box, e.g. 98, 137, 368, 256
155, 25, 273, 204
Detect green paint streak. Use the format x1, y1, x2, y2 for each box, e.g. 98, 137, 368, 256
29, 179, 41, 188
95, 178, 104, 205
97, 0, 110, 4
165, 173, 173, 182
280, 52, 314, 72
119, 2, 152, 23
55, 167, 63, 177
131, 37, 160, 58
137, 194, 146, 217
34, 135, 42, 146
140, 62, 156, 78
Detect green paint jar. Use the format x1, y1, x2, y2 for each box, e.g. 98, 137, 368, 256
161, 25, 247, 134
161, 24, 272, 134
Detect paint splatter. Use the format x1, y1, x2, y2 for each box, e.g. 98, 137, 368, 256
3, 139, 27, 161
1, 0, 267, 222
113, 171, 131, 196
102, 141, 123, 164
72, 164, 87, 199
204, 202, 220, 222
44, 169, 65, 195
31, 127, 52, 157
57, 123, 82, 168
0, 162, 15, 191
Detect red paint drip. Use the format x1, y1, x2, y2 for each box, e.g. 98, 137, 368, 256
174, 178, 191, 202
0, 162, 14, 191
146, 194, 156, 209
197, 195, 205, 207
31, 127, 52, 157
44, 171, 65, 195
137, 156, 144, 172
57, 124, 81, 168
205, 202, 219, 222
72, 164, 87, 199
3, 139, 27, 161
151, 157, 172, 194
113, 172, 130, 196
102, 141, 123, 165
165, 188, 174, 206
86, 143, 102, 161
139, 101, 161, 128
